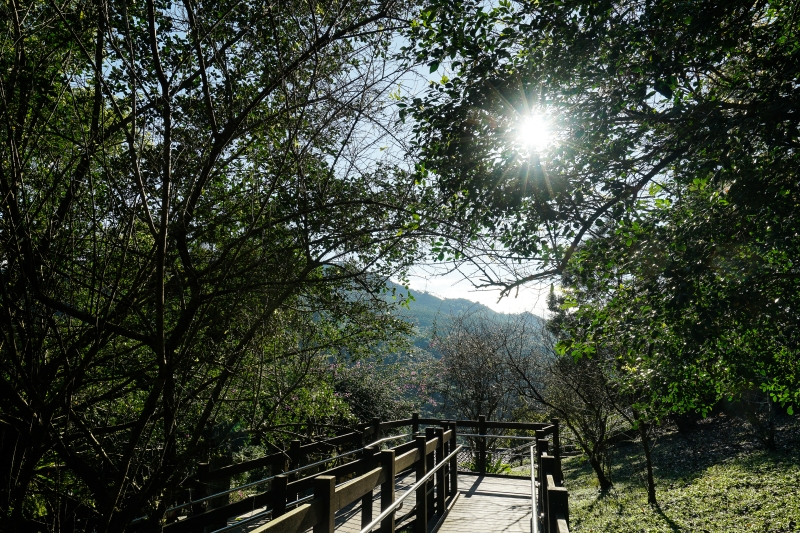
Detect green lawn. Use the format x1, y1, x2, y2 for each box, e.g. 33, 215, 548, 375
562, 414, 800, 533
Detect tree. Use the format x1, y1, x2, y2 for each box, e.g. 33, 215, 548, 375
491, 292, 623, 493
333, 349, 440, 422
0, 0, 432, 530
509, 289, 662, 501
402, 0, 800, 416
431, 310, 535, 421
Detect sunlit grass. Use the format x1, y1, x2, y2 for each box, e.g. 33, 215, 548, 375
562, 431, 800, 533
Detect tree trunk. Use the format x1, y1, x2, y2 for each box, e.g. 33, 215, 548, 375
637, 420, 657, 505
587, 453, 613, 492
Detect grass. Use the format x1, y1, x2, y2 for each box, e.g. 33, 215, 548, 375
562, 413, 800, 533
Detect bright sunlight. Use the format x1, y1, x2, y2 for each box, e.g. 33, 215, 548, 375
516, 114, 550, 151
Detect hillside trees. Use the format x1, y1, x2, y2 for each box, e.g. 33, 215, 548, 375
434, 308, 627, 491
402, 0, 800, 417
431, 310, 535, 421
0, 0, 432, 530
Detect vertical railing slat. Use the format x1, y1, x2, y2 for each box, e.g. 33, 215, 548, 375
414, 435, 428, 533
380, 450, 396, 533
313, 475, 336, 533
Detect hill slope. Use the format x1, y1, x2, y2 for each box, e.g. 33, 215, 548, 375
563, 413, 800, 532
385, 283, 544, 350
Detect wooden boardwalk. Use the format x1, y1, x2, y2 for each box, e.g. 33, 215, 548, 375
227, 473, 531, 533
227, 471, 418, 533
328, 473, 533, 533
438, 475, 532, 533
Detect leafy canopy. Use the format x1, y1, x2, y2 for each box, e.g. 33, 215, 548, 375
402, 0, 800, 413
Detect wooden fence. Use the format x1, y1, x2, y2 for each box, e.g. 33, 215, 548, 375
148, 416, 569, 533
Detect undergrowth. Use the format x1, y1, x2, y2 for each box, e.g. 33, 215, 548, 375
562, 413, 800, 533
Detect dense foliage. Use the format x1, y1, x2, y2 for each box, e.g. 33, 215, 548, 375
403, 0, 800, 416
0, 0, 430, 530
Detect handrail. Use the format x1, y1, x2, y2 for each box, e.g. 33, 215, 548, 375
358, 444, 463, 533
459, 433, 538, 441
530, 445, 538, 533
165, 433, 410, 514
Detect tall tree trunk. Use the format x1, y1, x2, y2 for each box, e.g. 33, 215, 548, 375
636, 416, 657, 505
587, 452, 613, 492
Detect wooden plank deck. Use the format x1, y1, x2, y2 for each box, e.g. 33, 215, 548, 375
225, 471, 417, 533
223, 473, 531, 533
438, 475, 532, 533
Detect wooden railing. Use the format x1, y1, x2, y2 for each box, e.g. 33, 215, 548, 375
530, 421, 569, 533
148, 416, 570, 533
452, 416, 569, 533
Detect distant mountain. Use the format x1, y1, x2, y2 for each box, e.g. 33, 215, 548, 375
384, 282, 544, 351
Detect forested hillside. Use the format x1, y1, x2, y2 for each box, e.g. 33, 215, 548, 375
384, 282, 544, 351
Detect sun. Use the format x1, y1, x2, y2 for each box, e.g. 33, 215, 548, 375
516, 114, 550, 151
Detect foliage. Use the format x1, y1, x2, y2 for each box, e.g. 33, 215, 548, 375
333, 349, 441, 422
462, 455, 513, 475
431, 309, 541, 421
0, 0, 430, 530
401, 0, 800, 417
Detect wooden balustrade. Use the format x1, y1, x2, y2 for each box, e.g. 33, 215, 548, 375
256, 430, 457, 533
531, 418, 569, 533
147, 416, 570, 533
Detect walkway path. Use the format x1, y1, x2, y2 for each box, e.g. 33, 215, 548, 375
438, 475, 532, 533
232, 473, 531, 533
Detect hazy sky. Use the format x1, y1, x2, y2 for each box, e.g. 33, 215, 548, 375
404, 267, 552, 317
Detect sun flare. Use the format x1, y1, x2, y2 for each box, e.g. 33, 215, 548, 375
517, 114, 550, 151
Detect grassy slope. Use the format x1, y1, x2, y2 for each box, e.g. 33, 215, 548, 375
562, 413, 800, 533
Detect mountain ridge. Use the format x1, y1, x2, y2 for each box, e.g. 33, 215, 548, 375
384, 282, 545, 350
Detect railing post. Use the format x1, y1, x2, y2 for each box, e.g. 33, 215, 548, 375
449, 422, 458, 496
425, 427, 436, 520
272, 474, 288, 518
414, 435, 428, 533
380, 449, 396, 533
190, 462, 209, 516
412, 412, 419, 436
546, 477, 568, 533
551, 418, 562, 483
478, 415, 486, 475
371, 417, 381, 444
534, 432, 546, 522
442, 423, 450, 496
361, 445, 379, 529
289, 439, 302, 472
435, 427, 446, 515
288, 439, 302, 503
354, 429, 366, 448
206, 454, 232, 532
313, 475, 336, 533
541, 453, 557, 526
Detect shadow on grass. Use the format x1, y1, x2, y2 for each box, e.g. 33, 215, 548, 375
653, 502, 683, 533
578, 485, 637, 520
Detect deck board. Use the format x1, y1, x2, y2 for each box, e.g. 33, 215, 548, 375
438, 475, 532, 533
